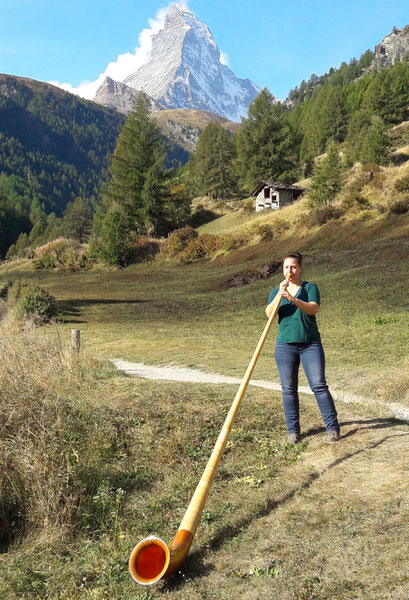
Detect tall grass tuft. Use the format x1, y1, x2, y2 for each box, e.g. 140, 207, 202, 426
0, 324, 139, 552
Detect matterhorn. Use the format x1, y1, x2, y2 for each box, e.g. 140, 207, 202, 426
94, 3, 262, 122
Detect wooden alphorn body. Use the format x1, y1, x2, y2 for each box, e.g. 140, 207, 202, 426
129, 278, 287, 585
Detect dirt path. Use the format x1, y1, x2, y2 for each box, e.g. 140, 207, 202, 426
111, 359, 409, 423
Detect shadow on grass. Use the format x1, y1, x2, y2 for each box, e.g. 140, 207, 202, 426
162, 429, 409, 589
304, 417, 407, 441
57, 298, 150, 323
60, 298, 150, 307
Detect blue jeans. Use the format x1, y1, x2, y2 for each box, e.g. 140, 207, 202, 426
274, 341, 339, 435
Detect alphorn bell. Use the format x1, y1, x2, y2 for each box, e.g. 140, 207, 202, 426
129, 276, 288, 585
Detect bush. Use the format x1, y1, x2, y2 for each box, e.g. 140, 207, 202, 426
18, 288, 58, 323
32, 238, 88, 271
8, 280, 58, 324
394, 174, 409, 193
274, 217, 290, 235
242, 198, 255, 214
0, 280, 12, 300
308, 205, 343, 226
179, 234, 220, 263
188, 208, 218, 228
388, 196, 409, 215
255, 222, 274, 240
127, 236, 161, 263
161, 226, 198, 257
342, 190, 369, 210
219, 233, 249, 252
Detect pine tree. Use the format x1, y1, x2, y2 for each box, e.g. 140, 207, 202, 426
345, 109, 372, 162
103, 92, 167, 234
93, 93, 171, 264
62, 197, 92, 242
235, 89, 297, 191
309, 140, 343, 206
190, 123, 237, 199
97, 208, 131, 266
360, 115, 392, 166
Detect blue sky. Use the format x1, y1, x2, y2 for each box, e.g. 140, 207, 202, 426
0, 0, 408, 99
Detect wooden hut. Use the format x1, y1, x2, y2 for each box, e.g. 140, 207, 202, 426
251, 181, 307, 212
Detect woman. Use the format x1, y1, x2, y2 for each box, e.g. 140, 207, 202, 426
266, 252, 340, 443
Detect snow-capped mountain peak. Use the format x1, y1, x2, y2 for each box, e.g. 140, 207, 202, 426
96, 3, 262, 121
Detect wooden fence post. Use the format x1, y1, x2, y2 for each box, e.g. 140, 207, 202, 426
71, 329, 80, 353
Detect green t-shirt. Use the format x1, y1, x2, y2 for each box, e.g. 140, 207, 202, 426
268, 281, 321, 343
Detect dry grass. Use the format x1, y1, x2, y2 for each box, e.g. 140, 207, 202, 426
0, 296, 408, 598
1, 141, 409, 598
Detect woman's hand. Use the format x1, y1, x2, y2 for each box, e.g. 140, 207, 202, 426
279, 279, 293, 303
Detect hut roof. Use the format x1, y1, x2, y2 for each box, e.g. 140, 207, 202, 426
250, 180, 308, 197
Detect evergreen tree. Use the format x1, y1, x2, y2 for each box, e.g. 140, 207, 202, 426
360, 115, 392, 166
140, 162, 168, 235
166, 182, 192, 229
103, 92, 168, 234
235, 89, 297, 191
97, 208, 131, 266
93, 93, 172, 264
308, 140, 344, 206
62, 197, 92, 242
190, 123, 237, 198
345, 109, 372, 162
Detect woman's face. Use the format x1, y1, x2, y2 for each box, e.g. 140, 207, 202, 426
283, 257, 302, 283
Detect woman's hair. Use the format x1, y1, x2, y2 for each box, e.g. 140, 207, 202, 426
283, 252, 303, 266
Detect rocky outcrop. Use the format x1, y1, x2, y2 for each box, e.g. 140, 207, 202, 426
93, 77, 165, 114
374, 24, 409, 70
162, 120, 201, 152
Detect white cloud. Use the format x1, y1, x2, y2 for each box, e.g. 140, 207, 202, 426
219, 50, 229, 67
50, 5, 169, 100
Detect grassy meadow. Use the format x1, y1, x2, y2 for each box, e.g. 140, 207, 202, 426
1, 181, 409, 598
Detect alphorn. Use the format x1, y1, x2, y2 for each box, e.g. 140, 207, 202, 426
129, 277, 288, 585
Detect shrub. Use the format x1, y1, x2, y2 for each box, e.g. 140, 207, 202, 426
242, 198, 255, 214
219, 233, 249, 252
127, 236, 161, 263
7, 280, 58, 324
179, 239, 207, 262
274, 217, 290, 235
255, 222, 274, 240
32, 238, 88, 271
394, 174, 409, 193
161, 226, 198, 257
343, 190, 369, 210
388, 196, 409, 215
179, 234, 220, 263
0, 280, 12, 300
308, 205, 343, 226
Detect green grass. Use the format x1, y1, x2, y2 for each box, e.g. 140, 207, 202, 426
2, 230, 408, 401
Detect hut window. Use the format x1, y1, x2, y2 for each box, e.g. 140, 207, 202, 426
263, 188, 270, 198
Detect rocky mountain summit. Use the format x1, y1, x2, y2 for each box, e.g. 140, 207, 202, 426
94, 77, 165, 114
374, 24, 409, 69
94, 3, 261, 122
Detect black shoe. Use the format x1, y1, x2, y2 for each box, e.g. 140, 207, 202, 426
326, 430, 340, 443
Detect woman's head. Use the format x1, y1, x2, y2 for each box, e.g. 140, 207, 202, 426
282, 252, 303, 282
283, 252, 302, 267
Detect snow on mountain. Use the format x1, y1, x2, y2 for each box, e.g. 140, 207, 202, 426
95, 3, 262, 122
